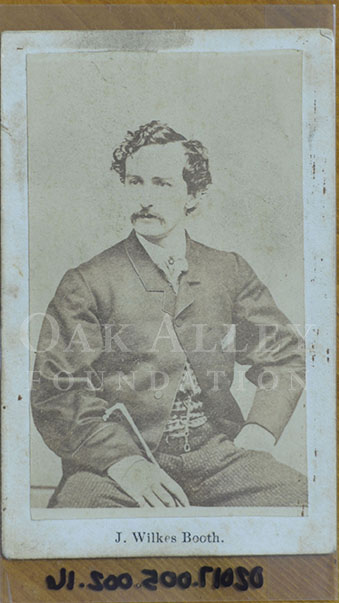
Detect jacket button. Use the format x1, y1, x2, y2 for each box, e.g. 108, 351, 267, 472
175, 317, 183, 327
154, 390, 163, 399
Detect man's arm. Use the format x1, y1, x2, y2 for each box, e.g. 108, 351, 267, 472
234, 424, 275, 452
31, 268, 144, 472
31, 268, 189, 506
231, 253, 305, 451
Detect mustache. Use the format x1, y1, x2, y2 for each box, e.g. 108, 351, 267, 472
131, 210, 165, 224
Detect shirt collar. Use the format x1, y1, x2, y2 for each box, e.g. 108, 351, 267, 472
135, 230, 187, 266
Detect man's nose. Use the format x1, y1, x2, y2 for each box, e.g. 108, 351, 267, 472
140, 182, 159, 204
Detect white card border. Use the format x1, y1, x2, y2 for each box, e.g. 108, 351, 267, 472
1, 28, 336, 558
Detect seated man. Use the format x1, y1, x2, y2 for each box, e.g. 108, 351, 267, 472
31, 121, 307, 508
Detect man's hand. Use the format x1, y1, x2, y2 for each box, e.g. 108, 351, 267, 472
107, 456, 190, 508
234, 424, 276, 454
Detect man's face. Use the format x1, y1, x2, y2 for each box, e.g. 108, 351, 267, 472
124, 142, 192, 239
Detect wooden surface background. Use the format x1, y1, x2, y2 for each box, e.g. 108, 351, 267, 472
0, 1, 337, 602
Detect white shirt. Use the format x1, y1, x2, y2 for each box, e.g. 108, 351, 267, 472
136, 231, 188, 293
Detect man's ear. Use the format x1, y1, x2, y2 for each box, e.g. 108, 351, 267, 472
184, 193, 201, 215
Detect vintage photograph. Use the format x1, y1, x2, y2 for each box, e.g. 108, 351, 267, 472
29, 49, 307, 512
1, 30, 335, 558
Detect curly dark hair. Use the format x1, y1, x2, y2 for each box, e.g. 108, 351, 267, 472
111, 121, 212, 199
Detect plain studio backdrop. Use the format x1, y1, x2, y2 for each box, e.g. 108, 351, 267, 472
27, 49, 306, 500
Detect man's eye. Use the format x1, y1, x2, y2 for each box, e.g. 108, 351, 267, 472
128, 179, 141, 185
158, 181, 172, 187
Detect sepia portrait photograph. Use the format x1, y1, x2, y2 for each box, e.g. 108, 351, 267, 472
1, 29, 336, 558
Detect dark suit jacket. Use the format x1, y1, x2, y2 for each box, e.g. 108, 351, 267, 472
31, 230, 305, 477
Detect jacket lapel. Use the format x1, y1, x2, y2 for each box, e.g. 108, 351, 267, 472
174, 232, 201, 319
124, 229, 167, 292
124, 230, 176, 314
124, 229, 201, 319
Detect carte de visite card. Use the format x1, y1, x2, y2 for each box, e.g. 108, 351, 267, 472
1, 28, 336, 559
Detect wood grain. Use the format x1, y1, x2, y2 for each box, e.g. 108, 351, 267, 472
1, 1, 337, 601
